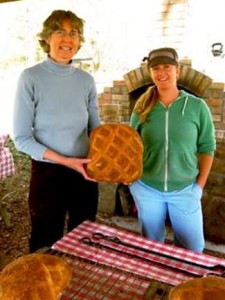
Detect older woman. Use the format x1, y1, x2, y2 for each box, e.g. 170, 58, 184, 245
13, 10, 101, 252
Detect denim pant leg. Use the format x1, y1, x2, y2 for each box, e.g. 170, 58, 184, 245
129, 181, 167, 242
168, 183, 205, 253
129, 181, 205, 253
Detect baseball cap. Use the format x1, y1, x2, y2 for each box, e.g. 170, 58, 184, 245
144, 47, 179, 68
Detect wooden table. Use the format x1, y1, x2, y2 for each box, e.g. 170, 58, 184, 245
51, 220, 225, 299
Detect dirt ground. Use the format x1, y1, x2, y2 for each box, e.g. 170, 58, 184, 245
0, 143, 30, 270
0, 140, 119, 270
0, 179, 117, 271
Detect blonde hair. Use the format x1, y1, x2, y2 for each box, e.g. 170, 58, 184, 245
133, 85, 158, 123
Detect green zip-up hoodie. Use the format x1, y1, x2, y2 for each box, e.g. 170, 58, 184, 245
130, 90, 216, 192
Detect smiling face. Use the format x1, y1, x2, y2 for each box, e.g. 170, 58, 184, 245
47, 18, 81, 64
150, 63, 180, 91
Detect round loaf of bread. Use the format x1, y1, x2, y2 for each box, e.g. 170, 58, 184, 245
0, 253, 72, 300
86, 123, 143, 183
169, 276, 225, 300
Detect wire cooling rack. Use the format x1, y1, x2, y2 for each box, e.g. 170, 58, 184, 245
40, 247, 173, 300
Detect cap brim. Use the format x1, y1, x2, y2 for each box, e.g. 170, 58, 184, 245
149, 57, 178, 68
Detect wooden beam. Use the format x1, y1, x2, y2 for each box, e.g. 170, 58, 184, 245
0, 0, 20, 3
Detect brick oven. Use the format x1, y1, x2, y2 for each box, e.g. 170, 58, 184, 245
97, 60, 225, 244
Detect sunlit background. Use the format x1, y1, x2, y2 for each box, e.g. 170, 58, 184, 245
0, 0, 225, 134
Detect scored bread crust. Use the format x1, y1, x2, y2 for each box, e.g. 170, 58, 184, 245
169, 277, 225, 300
86, 123, 143, 183
0, 253, 72, 300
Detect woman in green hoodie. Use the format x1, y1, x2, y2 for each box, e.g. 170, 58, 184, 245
129, 47, 216, 253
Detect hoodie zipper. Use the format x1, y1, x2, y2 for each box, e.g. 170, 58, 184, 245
163, 95, 188, 192
164, 109, 169, 192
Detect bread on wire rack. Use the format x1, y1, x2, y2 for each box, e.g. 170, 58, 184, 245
0, 253, 72, 300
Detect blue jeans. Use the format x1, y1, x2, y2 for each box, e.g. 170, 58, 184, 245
129, 181, 204, 253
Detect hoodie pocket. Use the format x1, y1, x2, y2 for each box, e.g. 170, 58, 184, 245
168, 151, 198, 182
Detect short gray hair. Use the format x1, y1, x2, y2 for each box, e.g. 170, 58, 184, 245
38, 10, 85, 53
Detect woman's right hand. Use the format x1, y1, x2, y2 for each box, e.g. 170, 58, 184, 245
43, 148, 97, 181
65, 157, 97, 181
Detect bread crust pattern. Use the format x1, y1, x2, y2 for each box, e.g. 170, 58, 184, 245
86, 123, 143, 183
169, 277, 225, 300
0, 253, 72, 300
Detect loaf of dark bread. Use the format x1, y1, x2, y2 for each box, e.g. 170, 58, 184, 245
0, 253, 72, 300
86, 123, 143, 183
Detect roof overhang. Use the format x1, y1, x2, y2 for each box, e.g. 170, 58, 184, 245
0, 0, 21, 3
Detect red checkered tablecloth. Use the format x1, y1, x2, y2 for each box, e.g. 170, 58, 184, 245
0, 134, 15, 180
52, 220, 225, 287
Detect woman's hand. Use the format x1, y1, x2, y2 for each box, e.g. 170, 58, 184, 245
42, 148, 97, 181
65, 157, 97, 182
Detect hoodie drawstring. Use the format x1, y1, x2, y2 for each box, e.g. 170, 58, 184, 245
182, 96, 188, 115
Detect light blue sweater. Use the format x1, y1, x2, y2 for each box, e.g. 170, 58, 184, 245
13, 57, 101, 161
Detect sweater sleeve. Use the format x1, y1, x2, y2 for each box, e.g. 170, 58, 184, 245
87, 78, 101, 132
12, 70, 47, 160
197, 101, 216, 155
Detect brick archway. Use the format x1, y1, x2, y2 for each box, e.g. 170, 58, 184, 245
123, 62, 213, 97
98, 63, 224, 141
